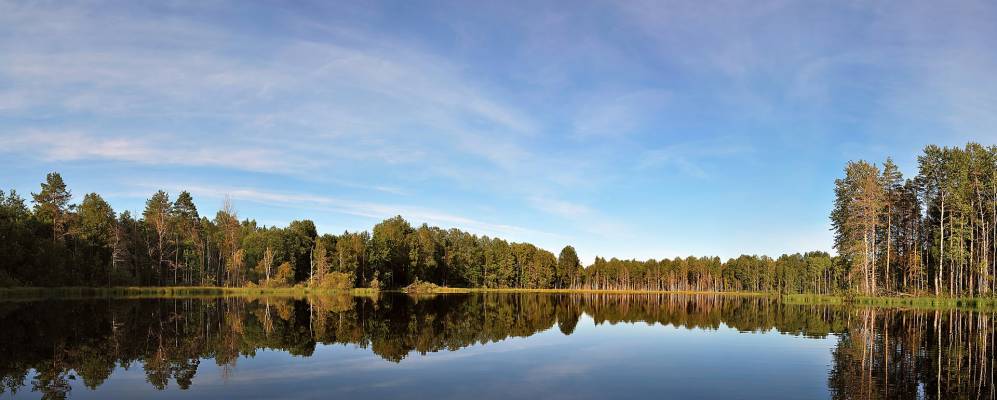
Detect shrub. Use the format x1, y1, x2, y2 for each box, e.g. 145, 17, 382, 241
313, 272, 353, 291
403, 279, 442, 293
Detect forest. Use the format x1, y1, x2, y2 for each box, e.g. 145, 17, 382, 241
0, 141, 995, 297
832, 143, 997, 297
0, 172, 837, 293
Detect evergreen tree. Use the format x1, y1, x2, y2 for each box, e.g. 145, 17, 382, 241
558, 246, 581, 288
31, 172, 73, 243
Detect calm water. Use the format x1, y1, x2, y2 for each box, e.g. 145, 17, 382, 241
0, 293, 993, 399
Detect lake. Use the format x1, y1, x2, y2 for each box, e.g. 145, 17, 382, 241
0, 293, 992, 399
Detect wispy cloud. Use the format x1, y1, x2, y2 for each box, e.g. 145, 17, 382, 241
0, 2, 540, 174
528, 196, 592, 218
0, 130, 297, 172
572, 89, 669, 138
132, 182, 559, 240
4, 0, 996, 261
639, 140, 754, 178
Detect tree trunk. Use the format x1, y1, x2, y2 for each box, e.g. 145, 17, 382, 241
938, 196, 944, 296
886, 206, 892, 293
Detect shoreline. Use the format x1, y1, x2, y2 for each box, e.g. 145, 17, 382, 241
1, 286, 996, 309
0, 286, 377, 301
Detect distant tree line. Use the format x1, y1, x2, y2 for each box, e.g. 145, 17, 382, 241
582, 252, 840, 294
0, 173, 580, 290
1, 172, 840, 292
832, 142, 997, 296
3, 141, 996, 296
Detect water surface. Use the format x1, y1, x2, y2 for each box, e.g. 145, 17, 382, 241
0, 293, 992, 399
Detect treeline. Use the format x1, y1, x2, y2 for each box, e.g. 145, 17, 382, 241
832, 142, 997, 296
8, 140, 997, 297
0, 173, 578, 289
1, 172, 843, 293
582, 252, 840, 294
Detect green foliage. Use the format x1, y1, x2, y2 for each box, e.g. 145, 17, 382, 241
402, 278, 443, 293
6, 144, 997, 299
271, 262, 295, 287
371, 215, 413, 287
31, 172, 72, 242
312, 271, 353, 290
558, 245, 581, 288
831, 142, 997, 297
77, 193, 116, 284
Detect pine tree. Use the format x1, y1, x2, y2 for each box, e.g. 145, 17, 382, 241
31, 172, 73, 243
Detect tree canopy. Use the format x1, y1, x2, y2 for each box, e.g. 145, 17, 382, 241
3, 143, 996, 297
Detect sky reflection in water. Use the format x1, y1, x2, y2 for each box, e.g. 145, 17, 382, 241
0, 293, 989, 399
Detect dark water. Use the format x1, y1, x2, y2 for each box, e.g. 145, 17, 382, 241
0, 293, 993, 399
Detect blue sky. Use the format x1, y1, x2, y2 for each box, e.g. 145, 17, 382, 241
1, 1, 996, 263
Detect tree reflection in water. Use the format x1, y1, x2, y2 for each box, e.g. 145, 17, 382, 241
0, 293, 993, 399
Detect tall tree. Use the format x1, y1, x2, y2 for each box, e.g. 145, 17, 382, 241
77, 193, 116, 285
918, 145, 952, 295
409, 224, 441, 284
143, 191, 172, 285
171, 191, 200, 285
214, 197, 241, 286
558, 246, 581, 288
285, 220, 317, 283
31, 172, 73, 243
832, 160, 884, 295
256, 246, 276, 284
0, 190, 32, 285
335, 231, 368, 286
371, 216, 413, 287
311, 237, 331, 285
880, 158, 903, 293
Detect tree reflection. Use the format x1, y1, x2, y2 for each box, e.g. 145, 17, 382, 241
0, 294, 993, 398
828, 308, 996, 399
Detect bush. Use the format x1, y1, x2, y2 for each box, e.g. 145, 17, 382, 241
313, 272, 353, 291
253, 262, 296, 288
403, 279, 442, 293
272, 262, 294, 287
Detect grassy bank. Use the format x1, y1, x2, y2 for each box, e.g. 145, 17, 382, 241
4, 286, 997, 310
782, 293, 997, 311
0, 286, 369, 301
0, 286, 771, 300
463, 287, 770, 296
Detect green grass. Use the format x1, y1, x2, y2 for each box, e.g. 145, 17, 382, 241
0, 286, 772, 299
462, 288, 770, 296
5, 286, 997, 310
781, 293, 847, 305
381, 286, 773, 296
0, 286, 370, 301
782, 293, 997, 310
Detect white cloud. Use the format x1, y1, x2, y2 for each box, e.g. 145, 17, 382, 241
134, 183, 560, 240
572, 89, 669, 138
0, 1, 612, 219
639, 140, 754, 178
0, 2, 540, 173
528, 196, 592, 218
7, 0, 993, 262
1, 130, 298, 173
